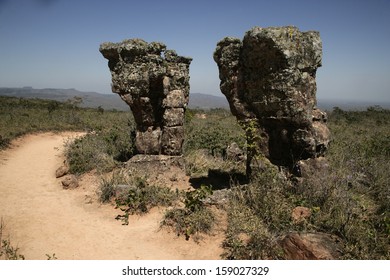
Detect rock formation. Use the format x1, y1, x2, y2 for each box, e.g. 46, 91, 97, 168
278, 232, 342, 260
100, 39, 192, 156
214, 26, 330, 173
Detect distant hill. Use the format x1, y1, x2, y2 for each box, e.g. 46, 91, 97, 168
188, 93, 390, 111
317, 99, 390, 111
188, 93, 229, 109
0, 87, 129, 111
1, 87, 388, 111
0, 88, 231, 110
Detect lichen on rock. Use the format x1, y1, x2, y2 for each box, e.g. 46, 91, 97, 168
214, 26, 330, 172
100, 39, 192, 156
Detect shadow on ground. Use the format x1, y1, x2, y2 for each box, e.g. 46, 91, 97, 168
189, 169, 248, 190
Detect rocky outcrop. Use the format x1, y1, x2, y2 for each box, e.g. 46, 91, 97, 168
278, 232, 342, 260
214, 26, 330, 172
100, 39, 192, 156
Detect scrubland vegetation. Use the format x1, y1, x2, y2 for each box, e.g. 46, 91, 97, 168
0, 96, 388, 259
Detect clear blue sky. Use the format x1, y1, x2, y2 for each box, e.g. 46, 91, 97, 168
0, 0, 389, 103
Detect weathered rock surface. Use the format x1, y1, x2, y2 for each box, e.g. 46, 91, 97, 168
100, 39, 192, 156
125, 154, 188, 190
294, 156, 329, 177
61, 175, 79, 189
291, 206, 312, 223
226, 142, 245, 161
55, 165, 68, 178
278, 232, 342, 260
214, 26, 330, 171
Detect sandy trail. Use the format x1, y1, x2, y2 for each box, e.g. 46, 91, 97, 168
0, 132, 223, 260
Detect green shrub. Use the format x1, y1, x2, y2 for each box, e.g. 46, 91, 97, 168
65, 134, 115, 174
0, 135, 10, 149
98, 170, 130, 203
162, 207, 215, 241
115, 176, 179, 225
161, 185, 215, 240
65, 125, 135, 175
184, 109, 245, 156
101, 124, 136, 162
184, 185, 213, 212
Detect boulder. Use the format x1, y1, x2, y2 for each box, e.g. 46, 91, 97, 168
278, 232, 342, 260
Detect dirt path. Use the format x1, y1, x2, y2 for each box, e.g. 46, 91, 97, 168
0, 132, 224, 260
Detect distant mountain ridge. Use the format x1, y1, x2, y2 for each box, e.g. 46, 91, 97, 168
0, 87, 388, 111
0, 87, 129, 111
188, 92, 229, 109
0, 87, 231, 110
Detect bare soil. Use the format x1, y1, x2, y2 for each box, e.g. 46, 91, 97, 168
0, 132, 224, 260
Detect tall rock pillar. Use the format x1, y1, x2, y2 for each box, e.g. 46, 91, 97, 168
214, 26, 330, 173
100, 39, 192, 156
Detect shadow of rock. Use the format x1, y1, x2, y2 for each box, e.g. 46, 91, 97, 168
189, 169, 248, 190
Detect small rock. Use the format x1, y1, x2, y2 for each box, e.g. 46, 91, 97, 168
278, 232, 342, 260
294, 157, 329, 177
291, 206, 312, 223
226, 142, 245, 161
61, 175, 79, 189
84, 195, 93, 204
55, 165, 69, 178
